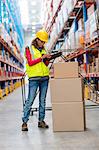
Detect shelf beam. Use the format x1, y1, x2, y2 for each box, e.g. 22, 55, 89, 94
0, 76, 23, 82
48, 0, 84, 51
0, 36, 23, 65
0, 57, 23, 72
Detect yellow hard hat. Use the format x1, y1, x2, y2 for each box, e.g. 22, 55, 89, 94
36, 29, 49, 43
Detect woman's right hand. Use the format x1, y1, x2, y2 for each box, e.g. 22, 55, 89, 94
41, 54, 51, 60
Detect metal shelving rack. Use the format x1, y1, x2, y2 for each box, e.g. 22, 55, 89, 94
0, 0, 24, 98
44, 0, 99, 103
2, 0, 24, 51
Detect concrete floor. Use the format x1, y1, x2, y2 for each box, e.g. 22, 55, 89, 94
0, 86, 99, 150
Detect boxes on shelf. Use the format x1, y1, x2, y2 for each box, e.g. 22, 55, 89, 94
53, 62, 79, 78
66, 0, 74, 15
95, 58, 99, 73
53, 0, 61, 17
62, 2, 68, 23
88, 64, 92, 74
87, 64, 90, 74
79, 64, 86, 75
0, 68, 4, 78
85, 19, 90, 43
58, 9, 64, 31
89, 11, 98, 40
75, 30, 84, 48
78, 18, 84, 31
0, 63, 6, 78
68, 22, 76, 49
0, 23, 11, 44
5, 51, 10, 61
8, 66, 11, 77
78, 30, 85, 46
87, 4, 95, 18
5, 64, 8, 77
86, 0, 95, 2
75, 31, 79, 49
64, 36, 71, 50
12, 46, 17, 55
70, 33, 76, 49
85, 10, 98, 42
52, 102, 85, 132
50, 78, 84, 103
0, 24, 5, 39
90, 62, 95, 73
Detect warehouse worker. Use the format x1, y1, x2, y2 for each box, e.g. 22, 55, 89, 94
22, 29, 51, 131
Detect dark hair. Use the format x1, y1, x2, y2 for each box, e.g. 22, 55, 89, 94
31, 38, 45, 49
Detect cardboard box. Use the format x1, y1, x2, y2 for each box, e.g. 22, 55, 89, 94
50, 78, 84, 102
89, 12, 97, 39
78, 18, 84, 30
87, 4, 95, 18
85, 20, 90, 41
86, 0, 95, 2
95, 58, 99, 73
52, 102, 85, 132
53, 62, 79, 78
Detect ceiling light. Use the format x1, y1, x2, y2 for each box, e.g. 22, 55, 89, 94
32, 22, 36, 25
31, 10, 36, 14
32, 26, 36, 30
31, 15, 36, 19
31, 1, 36, 6
18, 0, 29, 26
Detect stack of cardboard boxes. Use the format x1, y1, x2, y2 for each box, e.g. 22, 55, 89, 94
50, 62, 86, 132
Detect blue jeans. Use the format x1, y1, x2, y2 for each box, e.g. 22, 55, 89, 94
22, 76, 49, 123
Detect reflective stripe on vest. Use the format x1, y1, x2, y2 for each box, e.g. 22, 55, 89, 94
25, 46, 49, 78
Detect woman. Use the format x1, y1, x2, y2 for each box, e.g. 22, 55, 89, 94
22, 29, 51, 131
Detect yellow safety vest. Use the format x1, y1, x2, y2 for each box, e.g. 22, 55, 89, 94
25, 45, 49, 78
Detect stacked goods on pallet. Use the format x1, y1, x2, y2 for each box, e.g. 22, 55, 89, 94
0, 63, 5, 79
50, 62, 86, 131
85, 4, 98, 46
62, 17, 84, 51
43, 0, 52, 29
75, 18, 84, 49
57, 8, 64, 34
61, 21, 76, 51
0, 24, 11, 46
85, 49, 98, 75
90, 10, 98, 40
0, 24, 20, 57
95, 58, 99, 73
53, 0, 61, 17
62, 0, 68, 25
0, 0, 24, 99
45, 0, 79, 50
68, 22, 76, 50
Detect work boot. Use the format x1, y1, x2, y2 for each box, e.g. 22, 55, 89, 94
38, 121, 49, 129
22, 123, 28, 131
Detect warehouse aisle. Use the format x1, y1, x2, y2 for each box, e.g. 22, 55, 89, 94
0, 86, 99, 150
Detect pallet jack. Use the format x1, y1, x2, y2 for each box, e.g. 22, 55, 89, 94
21, 50, 99, 115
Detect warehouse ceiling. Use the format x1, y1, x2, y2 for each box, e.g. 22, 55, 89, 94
18, 0, 43, 35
